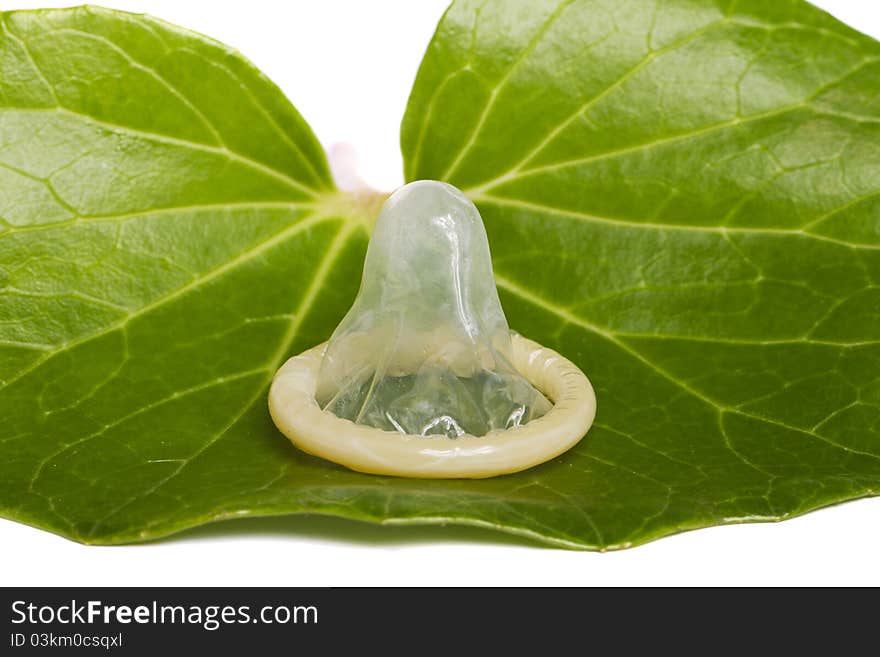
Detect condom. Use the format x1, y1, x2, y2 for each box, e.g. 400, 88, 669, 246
269, 181, 595, 478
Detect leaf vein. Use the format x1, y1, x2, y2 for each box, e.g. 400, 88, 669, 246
0, 211, 332, 393
83, 222, 359, 535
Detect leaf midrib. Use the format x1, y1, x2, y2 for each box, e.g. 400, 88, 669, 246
79, 221, 361, 539
0, 210, 334, 393
2, 12, 328, 194
4, 107, 318, 198
413, 0, 879, 197
0, 201, 313, 235
475, 195, 880, 252
495, 274, 880, 466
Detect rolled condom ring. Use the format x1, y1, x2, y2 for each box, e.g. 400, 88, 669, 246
269, 181, 595, 478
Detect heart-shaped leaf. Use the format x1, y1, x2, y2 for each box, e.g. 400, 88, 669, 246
2, 2, 879, 549
402, 0, 880, 546
0, 6, 370, 542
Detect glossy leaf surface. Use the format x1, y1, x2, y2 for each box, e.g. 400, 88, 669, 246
402, 0, 880, 546
2, 2, 879, 549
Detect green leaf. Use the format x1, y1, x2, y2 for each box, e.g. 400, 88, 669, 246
401, 0, 880, 546
0, 6, 372, 542
2, 1, 879, 551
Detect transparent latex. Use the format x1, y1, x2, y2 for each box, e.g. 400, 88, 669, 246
316, 180, 552, 438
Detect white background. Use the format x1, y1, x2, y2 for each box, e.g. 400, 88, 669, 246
3, 0, 880, 586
